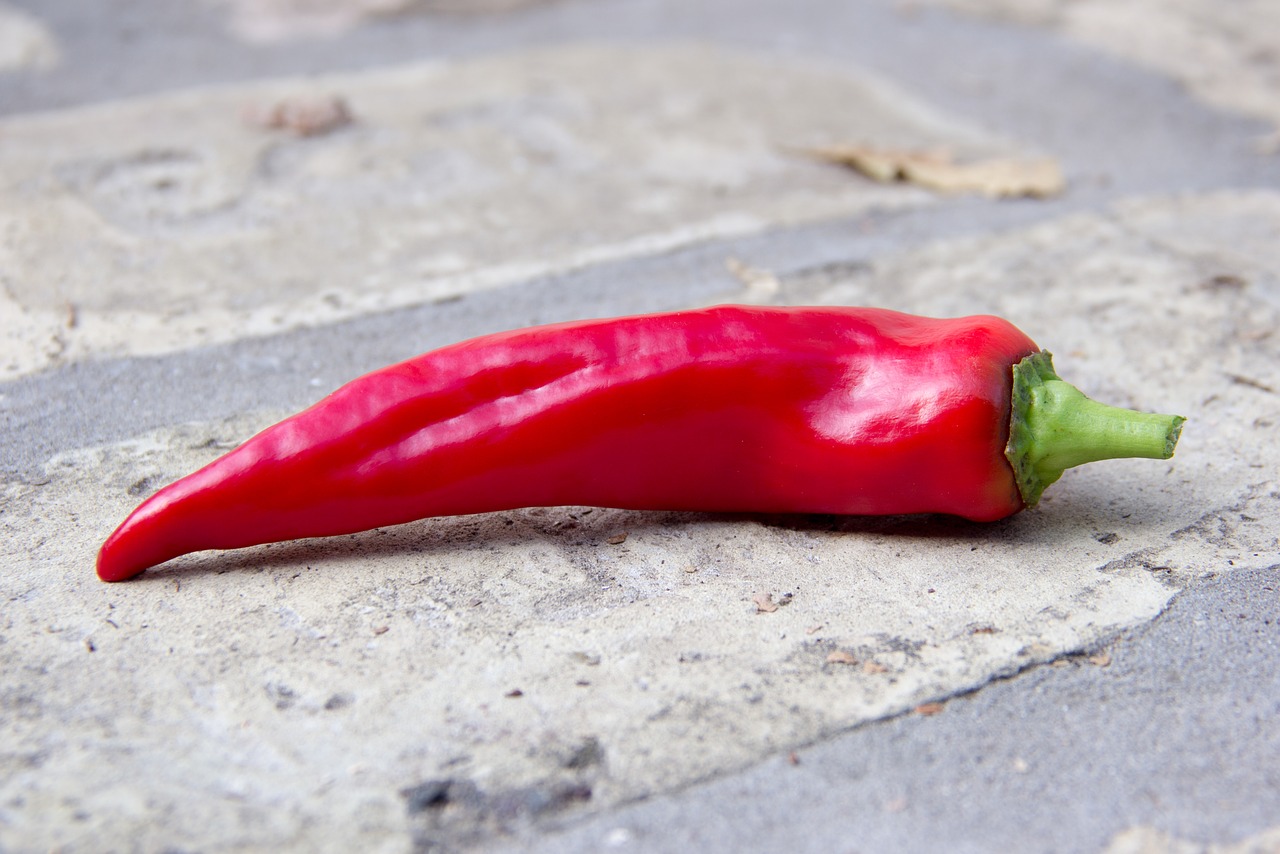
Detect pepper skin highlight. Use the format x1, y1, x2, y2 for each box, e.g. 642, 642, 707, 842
97, 306, 1183, 581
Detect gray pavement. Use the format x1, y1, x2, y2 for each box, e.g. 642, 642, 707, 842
1, 1, 1277, 852
505, 565, 1280, 854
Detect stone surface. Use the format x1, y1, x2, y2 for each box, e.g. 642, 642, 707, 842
0, 41, 1028, 380
926, 0, 1280, 130
2, 1, 1278, 851
496, 564, 1280, 853
4, 193, 1277, 851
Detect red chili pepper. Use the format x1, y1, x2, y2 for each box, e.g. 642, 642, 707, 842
96, 306, 1183, 582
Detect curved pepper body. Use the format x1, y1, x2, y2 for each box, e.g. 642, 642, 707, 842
97, 306, 1038, 581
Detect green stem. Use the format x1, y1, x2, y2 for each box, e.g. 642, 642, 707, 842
1005, 352, 1185, 507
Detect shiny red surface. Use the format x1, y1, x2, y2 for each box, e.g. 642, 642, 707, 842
97, 306, 1038, 581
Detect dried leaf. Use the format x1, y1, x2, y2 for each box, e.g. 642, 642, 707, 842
805, 144, 1064, 199
907, 155, 1064, 198
605, 532, 628, 545
829, 145, 947, 180
244, 94, 353, 136
826, 650, 858, 665
752, 593, 779, 614
914, 701, 945, 716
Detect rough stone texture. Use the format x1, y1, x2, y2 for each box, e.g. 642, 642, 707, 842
2, 1, 1278, 851
4, 193, 1276, 851
496, 564, 1280, 853
0, 42, 1024, 380
926, 0, 1280, 130
0, 418, 1171, 850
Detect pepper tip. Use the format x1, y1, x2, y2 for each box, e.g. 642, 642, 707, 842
96, 523, 153, 582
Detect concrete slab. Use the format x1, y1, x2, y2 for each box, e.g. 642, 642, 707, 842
495, 564, 1280, 853
924, 0, 1280, 130
0, 42, 1032, 380
4, 193, 1275, 851
2, 0, 1278, 851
